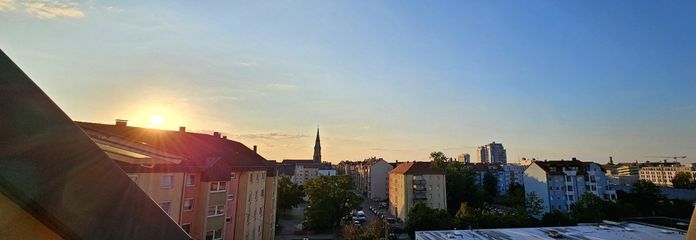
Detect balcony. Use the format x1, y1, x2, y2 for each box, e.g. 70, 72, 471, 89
412, 179, 426, 185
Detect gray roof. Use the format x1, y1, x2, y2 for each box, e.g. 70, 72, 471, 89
0, 49, 191, 239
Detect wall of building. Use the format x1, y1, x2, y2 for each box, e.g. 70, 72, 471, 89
369, 160, 393, 201
234, 170, 267, 240
523, 163, 550, 218
0, 193, 62, 240
262, 174, 278, 240
389, 173, 408, 222
128, 172, 185, 222
181, 172, 201, 237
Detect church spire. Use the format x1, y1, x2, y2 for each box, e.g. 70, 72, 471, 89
313, 128, 321, 163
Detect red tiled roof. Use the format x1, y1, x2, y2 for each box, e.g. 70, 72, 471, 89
77, 121, 273, 181
390, 161, 445, 175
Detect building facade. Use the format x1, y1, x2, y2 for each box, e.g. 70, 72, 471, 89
523, 158, 616, 217
353, 158, 394, 201
389, 162, 447, 223
476, 142, 507, 164
78, 121, 278, 240
639, 163, 694, 187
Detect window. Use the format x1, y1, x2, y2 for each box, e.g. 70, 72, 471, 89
186, 175, 196, 187
181, 223, 191, 234
230, 172, 236, 179
161, 175, 173, 189
569, 195, 574, 201
591, 185, 597, 191
159, 201, 172, 214
183, 198, 193, 211
261, 189, 265, 197
226, 217, 232, 223
207, 205, 225, 217
205, 229, 222, 240
250, 173, 254, 183
567, 186, 573, 191
566, 176, 572, 182
127, 174, 138, 183
210, 181, 227, 192
227, 193, 235, 201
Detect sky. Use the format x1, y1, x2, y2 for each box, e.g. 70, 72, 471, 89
1, 1, 695, 164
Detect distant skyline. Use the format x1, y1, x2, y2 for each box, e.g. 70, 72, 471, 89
2, 1, 695, 163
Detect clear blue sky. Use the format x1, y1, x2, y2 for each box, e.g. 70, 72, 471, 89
1, 1, 695, 163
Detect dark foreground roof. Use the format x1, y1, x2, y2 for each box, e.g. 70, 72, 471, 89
0, 49, 191, 239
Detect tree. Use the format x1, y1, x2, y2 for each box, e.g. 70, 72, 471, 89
672, 172, 695, 189
570, 192, 606, 223
525, 192, 543, 217
277, 176, 305, 216
365, 219, 387, 239
483, 172, 498, 198
430, 151, 448, 168
406, 203, 453, 237
502, 184, 526, 211
542, 210, 574, 226
624, 180, 664, 216
341, 224, 362, 240
304, 175, 363, 229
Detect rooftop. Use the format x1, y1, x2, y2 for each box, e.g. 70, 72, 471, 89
415, 222, 686, 240
391, 161, 445, 175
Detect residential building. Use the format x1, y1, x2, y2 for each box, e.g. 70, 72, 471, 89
457, 153, 471, 163
354, 158, 394, 201
468, 163, 526, 195
0, 50, 191, 239
639, 162, 693, 187
617, 162, 641, 176
523, 158, 616, 217
77, 121, 278, 240
389, 162, 447, 223
476, 142, 507, 164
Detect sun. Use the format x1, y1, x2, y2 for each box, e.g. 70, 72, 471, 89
149, 115, 165, 126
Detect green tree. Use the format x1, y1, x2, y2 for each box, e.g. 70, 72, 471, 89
406, 203, 453, 237
483, 172, 498, 197
570, 192, 606, 223
365, 218, 387, 239
624, 180, 664, 216
341, 224, 363, 240
542, 210, 574, 226
502, 184, 526, 211
525, 192, 543, 217
672, 172, 695, 189
304, 175, 363, 229
430, 151, 448, 168
277, 176, 305, 216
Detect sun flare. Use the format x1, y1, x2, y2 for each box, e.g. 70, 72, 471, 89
149, 115, 165, 126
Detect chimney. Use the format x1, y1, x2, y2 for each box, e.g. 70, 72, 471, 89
609, 156, 613, 164
572, 157, 577, 161
222, 136, 227, 139
179, 126, 186, 133
115, 119, 128, 127
253, 145, 257, 152
213, 132, 221, 138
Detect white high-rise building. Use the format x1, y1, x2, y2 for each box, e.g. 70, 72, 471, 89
477, 142, 507, 164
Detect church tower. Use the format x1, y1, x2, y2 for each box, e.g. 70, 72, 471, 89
313, 128, 321, 163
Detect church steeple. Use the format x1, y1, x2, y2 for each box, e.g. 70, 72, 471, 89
313, 128, 321, 163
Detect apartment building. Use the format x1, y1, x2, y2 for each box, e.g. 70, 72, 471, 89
523, 158, 616, 217
0, 50, 190, 239
639, 162, 694, 187
476, 142, 507, 164
389, 162, 447, 223
78, 121, 277, 240
354, 158, 394, 200
469, 163, 526, 195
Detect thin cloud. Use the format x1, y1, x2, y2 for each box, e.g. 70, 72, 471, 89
23, 0, 84, 19
234, 133, 310, 140
265, 83, 299, 91
235, 60, 258, 67
368, 147, 408, 152
0, 0, 16, 11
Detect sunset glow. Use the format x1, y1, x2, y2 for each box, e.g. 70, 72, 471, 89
149, 115, 165, 127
